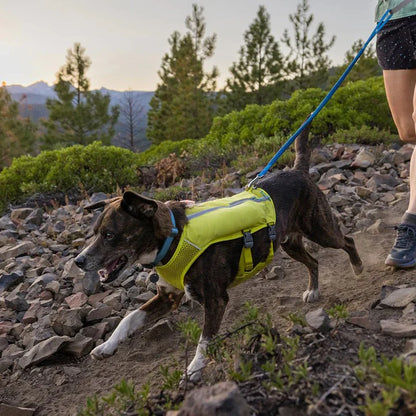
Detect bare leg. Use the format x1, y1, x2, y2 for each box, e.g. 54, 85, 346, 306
383, 69, 416, 267
383, 69, 416, 210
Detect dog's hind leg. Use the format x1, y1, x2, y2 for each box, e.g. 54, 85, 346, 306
281, 234, 320, 303
185, 292, 229, 382
342, 235, 364, 276
91, 283, 183, 360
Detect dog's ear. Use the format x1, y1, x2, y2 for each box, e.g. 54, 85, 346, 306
84, 197, 119, 212
121, 191, 158, 219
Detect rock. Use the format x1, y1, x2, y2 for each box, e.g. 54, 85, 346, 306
51, 308, 84, 337
0, 241, 35, 261
10, 208, 35, 223
366, 173, 399, 191
85, 305, 112, 322
62, 258, 85, 279
367, 219, 387, 234
177, 381, 250, 416
380, 320, 416, 337
18, 336, 71, 369
0, 403, 36, 416
266, 265, 285, 280
80, 321, 110, 340
22, 300, 41, 324
82, 271, 101, 295
144, 319, 174, 342
65, 292, 88, 309
380, 287, 416, 308
305, 308, 331, 332
88, 290, 113, 307
0, 271, 24, 293
63, 333, 94, 358
103, 292, 122, 311
5, 293, 29, 312
351, 148, 375, 168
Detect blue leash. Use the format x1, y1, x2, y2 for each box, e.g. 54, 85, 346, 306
247, 1, 411, 189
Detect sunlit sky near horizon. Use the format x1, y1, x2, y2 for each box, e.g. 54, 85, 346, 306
1, 0, 377, 91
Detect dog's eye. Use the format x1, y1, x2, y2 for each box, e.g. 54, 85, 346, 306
103, 232, 114, 240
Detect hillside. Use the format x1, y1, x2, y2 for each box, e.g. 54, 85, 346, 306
2, 142, 416, 414
6, 81, 154, 151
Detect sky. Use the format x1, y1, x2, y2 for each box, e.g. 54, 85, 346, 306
1, 0, 377, 92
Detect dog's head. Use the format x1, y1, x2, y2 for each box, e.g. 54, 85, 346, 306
74, 191, 174, 285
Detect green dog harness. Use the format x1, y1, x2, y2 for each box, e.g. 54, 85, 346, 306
155, 187, 276, 290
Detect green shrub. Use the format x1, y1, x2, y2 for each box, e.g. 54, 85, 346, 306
326, 125, 398, 145
0, 142, 142, 212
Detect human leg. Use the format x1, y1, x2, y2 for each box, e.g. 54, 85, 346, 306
383, 69, 416, 267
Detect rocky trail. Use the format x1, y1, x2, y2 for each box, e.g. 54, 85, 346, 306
1, 143, 416, 415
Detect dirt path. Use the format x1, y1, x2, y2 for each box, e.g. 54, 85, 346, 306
2, 199, 415, 415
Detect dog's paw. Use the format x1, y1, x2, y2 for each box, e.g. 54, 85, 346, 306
302, 288, 319, 303
351, 263, 364, 276
90, 343, 117, 360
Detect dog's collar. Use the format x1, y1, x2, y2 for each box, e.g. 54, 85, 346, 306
149, 209, 178, 267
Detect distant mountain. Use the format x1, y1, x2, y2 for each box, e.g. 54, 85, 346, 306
6, 81, 154, 150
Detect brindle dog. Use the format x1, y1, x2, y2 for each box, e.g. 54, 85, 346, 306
74, 125, 363, 381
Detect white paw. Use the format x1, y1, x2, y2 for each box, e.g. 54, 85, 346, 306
302, 288, 320, 303
90, 342, 117, 360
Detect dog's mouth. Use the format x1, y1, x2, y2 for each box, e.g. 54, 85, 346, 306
98, 255, 128, 283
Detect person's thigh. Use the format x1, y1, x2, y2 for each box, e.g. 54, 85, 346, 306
383, 69, 416, 142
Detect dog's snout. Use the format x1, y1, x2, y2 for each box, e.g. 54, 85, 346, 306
75, 254, 87, 269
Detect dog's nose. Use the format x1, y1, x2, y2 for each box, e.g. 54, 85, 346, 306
74, 254, 86, 269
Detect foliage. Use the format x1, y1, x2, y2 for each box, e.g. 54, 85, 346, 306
0, 85, 38, 168
282, 0, 336, 90
147, 4, 217, 144
77, 379, 151, 416
356, 343, 416, 415
0, 142, 142, 212
206, 302, 310, 391
42, 43, 119, 149
222, 5, 284, 112
327, 125, 398, 145
332, 39, 382, 83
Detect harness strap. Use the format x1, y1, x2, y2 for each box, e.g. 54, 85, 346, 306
391, 0, 413, 14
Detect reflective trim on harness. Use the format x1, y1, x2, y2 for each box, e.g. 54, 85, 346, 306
155, 187, 276, 290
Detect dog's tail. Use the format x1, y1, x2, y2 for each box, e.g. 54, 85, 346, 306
293, 121, 312, 173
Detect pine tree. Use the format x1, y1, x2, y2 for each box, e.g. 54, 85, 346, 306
42, 43, 119, 149
282, 0, 335, 90
222, 5, 284, 112
147, 4, 218, 145
0, 84, 37, 168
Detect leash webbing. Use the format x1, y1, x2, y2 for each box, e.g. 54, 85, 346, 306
247, 1, 409, 189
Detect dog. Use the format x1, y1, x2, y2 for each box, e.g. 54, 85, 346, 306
74, 124, 363, 381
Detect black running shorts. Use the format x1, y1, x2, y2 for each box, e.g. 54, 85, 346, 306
376, 14, 416, 70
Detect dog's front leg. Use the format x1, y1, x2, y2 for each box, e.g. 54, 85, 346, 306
91, 283, 183, 360
185, 293, 228, 382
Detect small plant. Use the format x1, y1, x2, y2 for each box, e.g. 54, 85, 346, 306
327, 303, 349, 333
77, 379, 151, 416
283, 310, 307, 328
177, 317, 202, 346
356, 343, 416, 415
160, 363, 182, 392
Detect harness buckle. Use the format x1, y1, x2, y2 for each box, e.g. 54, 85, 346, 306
268, 224, 277, 241
243, 231, 253, 248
